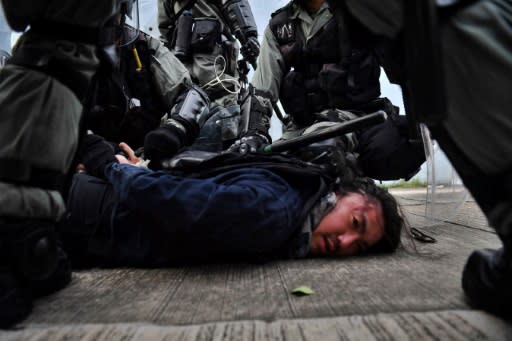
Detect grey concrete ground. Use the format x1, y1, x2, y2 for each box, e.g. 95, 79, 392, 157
2, 189, 511, 340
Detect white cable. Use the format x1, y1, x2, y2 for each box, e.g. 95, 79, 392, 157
202, 54, 241, 95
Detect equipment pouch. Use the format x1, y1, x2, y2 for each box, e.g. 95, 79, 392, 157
319, 63, 349, 108
345, 49, 381, 104
280, 71, 315, 126
173, 10, 194, 61
191, 18, 221, 53
222, 39, 238, 76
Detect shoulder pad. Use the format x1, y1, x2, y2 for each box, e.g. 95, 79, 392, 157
270, 1, 296, 45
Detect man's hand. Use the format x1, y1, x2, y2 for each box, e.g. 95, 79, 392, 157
241, 35, 260, 69
116, 142, 140, 164
228, 133, 269, 154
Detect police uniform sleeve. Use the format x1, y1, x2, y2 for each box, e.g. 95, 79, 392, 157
146, 35, 193, 110
251, 24, 286, 102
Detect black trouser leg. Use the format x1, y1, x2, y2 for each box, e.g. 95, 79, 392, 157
0, 218, 71, 328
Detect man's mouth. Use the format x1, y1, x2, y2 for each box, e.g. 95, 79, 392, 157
324, 235, 338, 255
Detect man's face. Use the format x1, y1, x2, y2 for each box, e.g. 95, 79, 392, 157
310, 192, 385, 257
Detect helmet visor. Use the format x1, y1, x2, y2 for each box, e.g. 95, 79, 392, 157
119, 0, 140, 46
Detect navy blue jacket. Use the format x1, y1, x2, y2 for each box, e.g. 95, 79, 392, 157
100, 159, 328, 265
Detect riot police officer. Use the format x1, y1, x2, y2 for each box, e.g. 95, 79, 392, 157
80, 8, 215, 171
85, 15, 194, 151
0, 0, 137, 328
238, 0, 425, 181
341, 0, 512, 317
155, 0, 260, 153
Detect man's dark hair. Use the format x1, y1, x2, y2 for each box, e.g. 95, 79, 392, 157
336, 177, 405, 253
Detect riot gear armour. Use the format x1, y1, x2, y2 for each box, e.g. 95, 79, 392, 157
269, 3, 381, 126
144, 85, 210, 165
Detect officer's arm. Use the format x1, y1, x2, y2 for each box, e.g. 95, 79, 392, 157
251, 24, 286, 103
147, 36, 193, 110
343, 0, 404, 39
343, 0, 405, 85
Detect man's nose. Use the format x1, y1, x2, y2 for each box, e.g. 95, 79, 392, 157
338, 233, 359, 248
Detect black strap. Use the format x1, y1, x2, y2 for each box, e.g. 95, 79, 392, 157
30, 20, 116, 47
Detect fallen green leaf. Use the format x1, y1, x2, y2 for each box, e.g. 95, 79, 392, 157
291, 286, 314, 296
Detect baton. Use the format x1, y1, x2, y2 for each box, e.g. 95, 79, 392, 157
263, 111, 388, 153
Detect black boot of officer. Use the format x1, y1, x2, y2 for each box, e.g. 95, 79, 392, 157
0, 219, 71, 328
144, 85, 210, 169
462, 200, 512, 317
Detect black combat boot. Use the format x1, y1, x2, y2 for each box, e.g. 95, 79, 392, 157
462, 202, 512, 317
0, 271, 31, 329
144, 85, 210, 168
0, 219, 71, 328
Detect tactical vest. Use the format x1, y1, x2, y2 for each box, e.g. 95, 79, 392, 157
270, 3, 381, 126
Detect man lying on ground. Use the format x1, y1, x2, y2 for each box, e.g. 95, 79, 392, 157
58, 136, 405, 266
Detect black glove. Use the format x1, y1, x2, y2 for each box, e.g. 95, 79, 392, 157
78, 134, 118, 179
241, 35, 260, 69
143, 125, 186, 165
228, 133, 269, 154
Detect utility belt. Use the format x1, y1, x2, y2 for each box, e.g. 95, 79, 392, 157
170, 15, 237, 76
